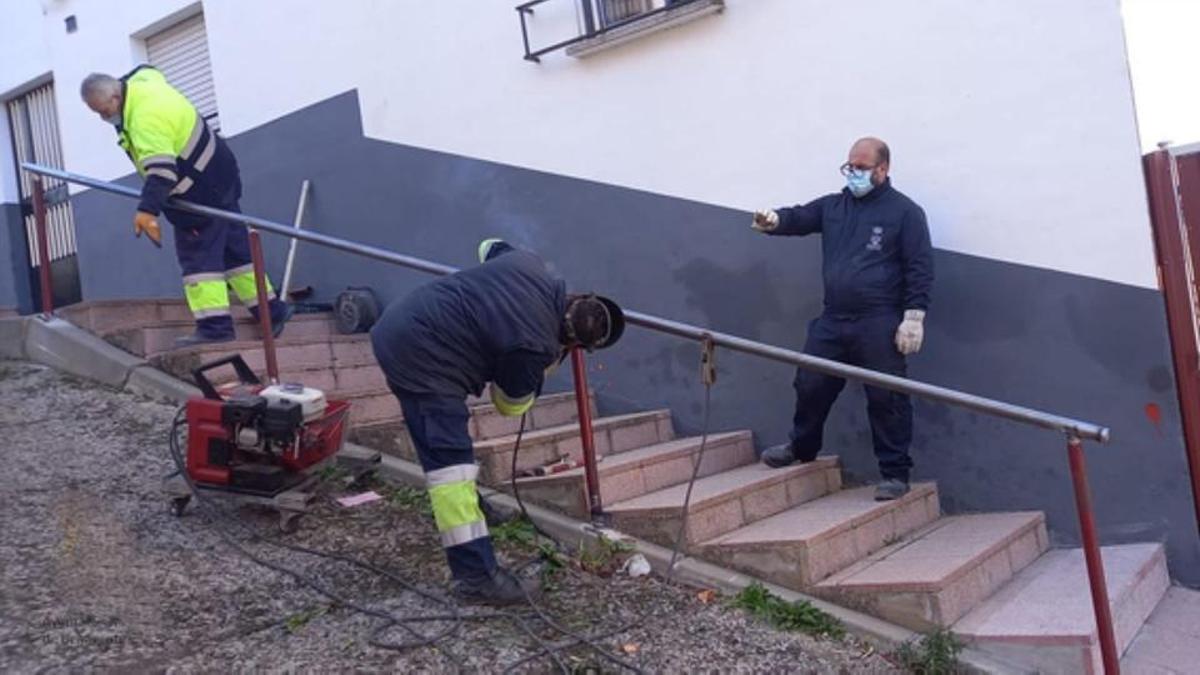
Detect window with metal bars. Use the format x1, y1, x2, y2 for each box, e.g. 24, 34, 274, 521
598, 0, 653, 26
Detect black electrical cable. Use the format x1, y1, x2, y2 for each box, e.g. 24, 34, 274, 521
167, 408, 575, 673
503, 377, 716, 674
167, 410, 464, 654
503, 414, 646, 674
167, 363, 713, 672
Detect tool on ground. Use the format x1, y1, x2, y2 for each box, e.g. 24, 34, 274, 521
165, 354, 350, 531
515, 453, 586, 478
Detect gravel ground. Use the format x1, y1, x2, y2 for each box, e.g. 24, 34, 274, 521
0, 361, 901, 673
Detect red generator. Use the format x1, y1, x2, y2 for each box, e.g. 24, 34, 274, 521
184, 355, 350, 496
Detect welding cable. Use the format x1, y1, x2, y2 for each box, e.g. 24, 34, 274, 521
166, 408, 572, 673
503, 377, 716, 674
499, 413, 648, 675
166, 410, 465, 655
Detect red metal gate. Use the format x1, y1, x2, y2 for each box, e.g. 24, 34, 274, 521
1144, 143, 1200, 538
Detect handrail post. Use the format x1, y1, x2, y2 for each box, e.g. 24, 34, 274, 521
32, 178, 53, 319
247, 229, 279, 384
570, 347, 604, 520
1068, 435, 1120, 673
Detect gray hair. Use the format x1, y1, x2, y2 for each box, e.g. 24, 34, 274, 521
80, 73, 120, 101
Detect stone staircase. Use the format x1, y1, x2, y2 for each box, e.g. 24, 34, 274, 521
62, 298, 1188, 673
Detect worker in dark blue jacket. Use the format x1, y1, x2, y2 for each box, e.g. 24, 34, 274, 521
370, 239, 625, 604
752, 137, 933, 501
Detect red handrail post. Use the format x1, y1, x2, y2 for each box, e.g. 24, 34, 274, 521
247, 229, 279, 384
32, 178, 53, 319
570, 347, 604, 521
1068, 436, 1120, 673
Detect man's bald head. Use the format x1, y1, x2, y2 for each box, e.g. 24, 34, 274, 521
850, 137, 890, 169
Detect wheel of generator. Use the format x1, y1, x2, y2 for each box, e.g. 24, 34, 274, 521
334, 288, 380, 334
171, 496, 190, 517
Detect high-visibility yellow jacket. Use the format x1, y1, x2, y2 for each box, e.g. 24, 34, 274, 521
116, 65, 238, 215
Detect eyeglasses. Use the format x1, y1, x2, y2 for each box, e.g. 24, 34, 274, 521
839, 162, 877, 177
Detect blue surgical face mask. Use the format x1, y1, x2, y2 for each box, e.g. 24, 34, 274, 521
846, 168, 875, 197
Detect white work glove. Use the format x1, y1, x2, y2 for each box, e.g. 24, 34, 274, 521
895, 309, 925, 355
751, 209, 779, 232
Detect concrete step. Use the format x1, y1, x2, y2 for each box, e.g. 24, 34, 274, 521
473, 410, 675, 486
351, 391, 589, 459
60, 297, 192, 334
812, 511, 1047, 631
952, 543, 1170, 674
63, 297, 324, 336
698, 483, 940, 592
1122, 586, 1200, 674
150, 334, 375, 384
607, 458, 842, 549
339, 386, 400, 427
275, 362, 384, 394
513, 430, 755, 519
105, 314, 338, 356
469, 391, 585, 442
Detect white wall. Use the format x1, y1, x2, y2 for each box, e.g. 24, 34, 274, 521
0, 0, 1158, 288
345, 0, 1157, 288
0, 0, 51, 203
1122, 0, 1200, 150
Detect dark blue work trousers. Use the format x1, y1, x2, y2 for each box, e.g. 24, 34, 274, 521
789, 312, 914, 481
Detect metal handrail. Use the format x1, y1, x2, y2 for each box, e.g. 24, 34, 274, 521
20, 161, 1121, 671
22, 160, 1109, 442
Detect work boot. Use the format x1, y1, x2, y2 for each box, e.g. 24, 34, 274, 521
761, 442, 798, 468
874, 478, 910, 501
452, 567, 540, 606
172, 332, 236, 349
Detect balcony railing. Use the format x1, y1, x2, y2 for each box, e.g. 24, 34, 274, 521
517, 0, 722, 62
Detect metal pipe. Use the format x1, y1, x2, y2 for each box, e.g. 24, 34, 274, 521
622, 309, 1110, 442
570, 348, 603, 518
248, 230, 279, 384
280, 179, 311, 300
19, 162, 1111, 443
22, 164, 457, 277
31, 178, 53, 319
1068, 436, 1120, 673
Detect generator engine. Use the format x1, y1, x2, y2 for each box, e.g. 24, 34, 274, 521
184, 355, 348, 496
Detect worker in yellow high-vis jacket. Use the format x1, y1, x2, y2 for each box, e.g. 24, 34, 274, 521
81, 66, 290, 348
